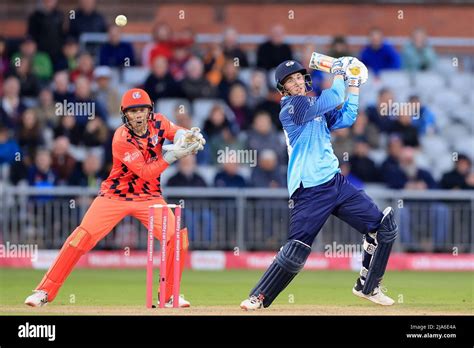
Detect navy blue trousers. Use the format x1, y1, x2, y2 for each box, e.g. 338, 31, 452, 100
289, 173, 383, 245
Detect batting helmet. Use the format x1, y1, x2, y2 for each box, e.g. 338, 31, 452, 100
275, 60, 312, 94
120, 88, 154, 128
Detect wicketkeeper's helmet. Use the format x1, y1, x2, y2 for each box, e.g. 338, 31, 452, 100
120, 88, 154, 128
275, 60, 312, 94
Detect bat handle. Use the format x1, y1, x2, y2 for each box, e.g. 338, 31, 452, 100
309, 52, 335, 73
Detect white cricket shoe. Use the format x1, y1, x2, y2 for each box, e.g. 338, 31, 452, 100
158, 295, 190, 308
240, 295, 263, 311
352, 279, 395, 306
24, 290, 48, 307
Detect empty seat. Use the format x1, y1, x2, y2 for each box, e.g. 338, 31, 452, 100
432, 89, 463, 110
155, 98, 191, 122
122, 67, 150, 87
414, 71, 446, 90
379, 70, 412, 89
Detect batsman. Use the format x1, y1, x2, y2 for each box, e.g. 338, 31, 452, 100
240, 57, 398, 310
25, 88, 205, 308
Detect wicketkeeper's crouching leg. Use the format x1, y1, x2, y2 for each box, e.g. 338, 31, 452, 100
246, 239, 311, 308
36, 226, 97, 302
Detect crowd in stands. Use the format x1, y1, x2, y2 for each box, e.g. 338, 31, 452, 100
1, 0, 473, 194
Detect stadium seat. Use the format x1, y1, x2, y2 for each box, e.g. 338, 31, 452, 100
155, 98, 191, 123
192, 98, 236, 129
432, 89, 463, 110
239, 68, 254, 87
379, 70, 412, 89
368, 149, 388, 166
196, 165, 218, 186
448, 72, 474, 95
122, 66, 150, 87
414, 71, 446, 90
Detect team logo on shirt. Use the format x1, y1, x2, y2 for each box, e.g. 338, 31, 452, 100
123, 151, 140, 162
151, 134, 159, 146
132, 91, 141, 99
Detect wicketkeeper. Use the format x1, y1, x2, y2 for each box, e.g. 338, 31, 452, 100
240, 57, 398, 310
25, 88, 206, 308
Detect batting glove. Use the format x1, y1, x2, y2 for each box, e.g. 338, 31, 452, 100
331, 56, 353, 78
345, 58, 368, 87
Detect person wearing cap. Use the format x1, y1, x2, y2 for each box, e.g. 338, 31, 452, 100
24, 88, 205, 309
240, 57, 399, 310
93, 66, 120, 120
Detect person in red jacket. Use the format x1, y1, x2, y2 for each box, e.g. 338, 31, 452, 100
24, 88, 205, 308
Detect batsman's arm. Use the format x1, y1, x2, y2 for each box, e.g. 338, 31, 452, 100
288, 77, 345, 125
113, 138, 169, 181
325, 93, 359, 130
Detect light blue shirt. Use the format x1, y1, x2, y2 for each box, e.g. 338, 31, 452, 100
279, 78, 359, 197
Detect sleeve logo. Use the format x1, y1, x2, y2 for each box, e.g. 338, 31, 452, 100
123, 151, 140, 162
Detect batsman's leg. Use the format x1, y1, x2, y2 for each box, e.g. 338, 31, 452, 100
241, 239, 311, 310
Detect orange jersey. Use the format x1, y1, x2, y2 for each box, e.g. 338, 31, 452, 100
99, 113, 184, 201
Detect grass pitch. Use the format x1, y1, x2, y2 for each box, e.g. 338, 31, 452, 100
0, 269, 472, 315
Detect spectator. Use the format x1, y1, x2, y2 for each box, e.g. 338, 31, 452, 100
383, 146, 436, 189
51, 136, 76, 184
54, 36, 79, 72
99, 26, 135, 67
204, 43, 226, 86
69, 152, 105, 187
222, 27, 249, 68
53, 115, 83, 145
0, 76, 27, 130
332, 128, 354, 160
408, 95, 436, 135
27, 0, 65, 62
246, 110, 286, 165
143, 56, 182, 101
402, 28, 437, 72
83, 117, 109, 147
32, 88, 57, 128
144, 23, 174, 67
257, 25, 293, 70
72, 76, 108, 125
214, 161, 246, 188
167, 155, 207, 187
11, 56, 40, 98
327, 35, 352, 58
210, 125, 245, 165
17, 109, 45, 157
228, 84, 252, 130
52, 70, 74, 103
0, 36, 9, 79
389, 111, 420, 148
70, 52, 95, 82
253, 90, 282, 131
349, 136, 379, 182
246, 70, 269, 109
217, 58, 244, 102
0, 125, 20, 164
68, 0, 107, 39
181, 56, 216, 101
203, 104, 234, 141
28, 148, 57, 187
11, 36, 53, 81
340, 161, 364, 189
250, 149, 285, 188
380, 134, 404, 178
440, 154, 474, 190
365, 88, 397, 133
173, 106, 192, 129
168, 29, 194, 81
360, 28, 401, 75
352, 111, 380, 149
93, 66, 120, 119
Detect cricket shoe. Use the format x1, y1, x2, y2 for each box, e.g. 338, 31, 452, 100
240, 295, 263, 311
352, 278, 395, 306
157, 295, 191, 308
24, 290, 48, 307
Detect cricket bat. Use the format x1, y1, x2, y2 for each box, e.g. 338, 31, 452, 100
309, 52, 367, 83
